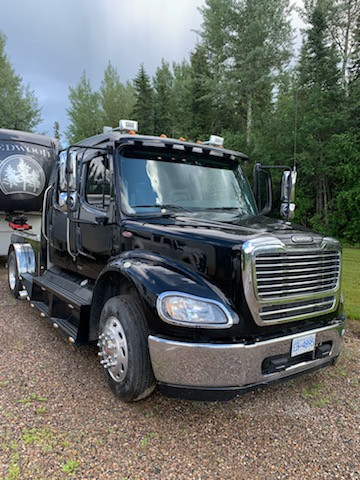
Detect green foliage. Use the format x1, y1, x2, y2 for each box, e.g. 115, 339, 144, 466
172, 60, 192, 137
301, 382, 332, 407
133, 64, 154, 134
140, 432, 156, 446
188, 45, 215, 140
199, 0, 292, 147
53, 121, 61, 140
153, 60, 175, 135
61, 459, 80, 474
342, 248, 360, 320
66, 71, 102, 143
0, 32, 41, 131
99, 62, 135, 128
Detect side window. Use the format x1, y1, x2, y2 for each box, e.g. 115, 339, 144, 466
85, 155, 113, 209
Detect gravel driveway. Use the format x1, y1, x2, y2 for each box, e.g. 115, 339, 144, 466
0, 266, 359, 480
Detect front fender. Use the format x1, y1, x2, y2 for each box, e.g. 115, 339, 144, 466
107, 250, 234, 308
93, 250, 238, 337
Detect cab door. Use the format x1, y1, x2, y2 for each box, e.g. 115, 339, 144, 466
75, 152, 115, 279
48, 150, 78, 271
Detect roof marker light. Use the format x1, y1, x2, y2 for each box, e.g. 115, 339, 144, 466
203, 135, 224, 147
119, 119, 138, 133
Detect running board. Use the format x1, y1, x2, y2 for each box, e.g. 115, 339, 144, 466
29, 300, 82, 345
30, 271, 93, 345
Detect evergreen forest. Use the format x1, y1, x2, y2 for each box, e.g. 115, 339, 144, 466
0, 0, 359, 243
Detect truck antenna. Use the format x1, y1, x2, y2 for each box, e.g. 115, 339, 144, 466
293, 82, 299, 170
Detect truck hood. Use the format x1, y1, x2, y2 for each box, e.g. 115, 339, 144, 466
124, 214, 322, 248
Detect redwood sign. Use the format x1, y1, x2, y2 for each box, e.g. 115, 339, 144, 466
0, 154, 46, 196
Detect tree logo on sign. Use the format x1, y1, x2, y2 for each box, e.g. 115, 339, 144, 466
0, 155, 46, 196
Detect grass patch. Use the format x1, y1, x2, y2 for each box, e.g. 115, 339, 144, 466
342, 248, 360, 321
301, 382, 332, 408
18, 393, 47, 406
140, 432, 156, 447
22, 428, 57, 453
61, 459, 80, 475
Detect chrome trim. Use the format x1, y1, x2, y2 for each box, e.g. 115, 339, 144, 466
242, 236, 342, 326
148, 320, 345, 388
156, 291, 237, 329
66, 217, 76, 261
41, 185, 52, 242
12, 243, 36, 275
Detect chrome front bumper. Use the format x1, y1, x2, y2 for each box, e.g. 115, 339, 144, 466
148, 320, 345, 390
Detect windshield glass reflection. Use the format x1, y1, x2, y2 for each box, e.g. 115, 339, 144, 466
119, 151, 257, 219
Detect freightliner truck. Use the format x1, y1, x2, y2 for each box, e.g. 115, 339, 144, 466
0, 129, 59, 258
7, 120, 345, 402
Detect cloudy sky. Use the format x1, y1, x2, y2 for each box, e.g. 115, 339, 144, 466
1, 0, 303, 139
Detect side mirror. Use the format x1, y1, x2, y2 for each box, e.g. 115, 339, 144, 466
253, 163, 272, 215
59, 191, 77, 210
66, 150, 77, 192
280, 170, 297, 221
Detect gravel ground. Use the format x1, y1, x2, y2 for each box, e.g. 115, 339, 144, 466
0, 266, 359, 480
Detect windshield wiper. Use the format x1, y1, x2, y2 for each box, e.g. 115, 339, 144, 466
131, 204, 193, 213
200, 207, 240, 211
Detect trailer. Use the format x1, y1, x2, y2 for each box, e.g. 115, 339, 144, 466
0, 128, 59, 257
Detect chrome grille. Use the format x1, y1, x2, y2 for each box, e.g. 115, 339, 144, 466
259, 296, 336, 322
255, 251, 340, 299
242, 237, 342, 326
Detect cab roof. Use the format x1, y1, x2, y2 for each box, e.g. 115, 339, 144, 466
72, 132, 249, 162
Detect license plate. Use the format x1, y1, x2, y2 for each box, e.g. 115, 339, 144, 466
291, 333, 316, 357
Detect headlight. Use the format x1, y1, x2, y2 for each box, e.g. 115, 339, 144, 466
156, 292, 234, 328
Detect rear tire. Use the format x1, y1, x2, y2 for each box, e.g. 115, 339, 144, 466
98, 295, 156, 402
8, 250, 21, 298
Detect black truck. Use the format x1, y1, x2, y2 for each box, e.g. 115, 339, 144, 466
7, 120, 345, 402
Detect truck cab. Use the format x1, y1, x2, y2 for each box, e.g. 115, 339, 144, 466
8, 121, 345, 402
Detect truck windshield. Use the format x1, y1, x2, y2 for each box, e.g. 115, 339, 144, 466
118, 149, 257, 218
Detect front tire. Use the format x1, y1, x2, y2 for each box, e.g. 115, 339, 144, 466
98, 295, 156, 402
8, 250, 21, 298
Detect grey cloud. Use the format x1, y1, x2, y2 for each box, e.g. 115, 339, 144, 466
1, 0, 204, 136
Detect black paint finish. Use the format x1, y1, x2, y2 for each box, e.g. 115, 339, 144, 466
45, 134, 341, 343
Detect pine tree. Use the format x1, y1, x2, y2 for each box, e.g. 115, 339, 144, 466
66, 71, 102, 143
153, 60, 174, 136
172, 60, 193, 137
99, 62, 136, 127
53, 121, 61, 140
133, 64, 154, 135
199, 0, 292, 148
0, 32, 41, 131
122, 81, 136, 121
327, 0, 360, 94
189, 45, 215, 140
297, 0, 344, 229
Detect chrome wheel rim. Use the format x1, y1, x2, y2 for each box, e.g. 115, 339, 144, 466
8, 257, 16, 291
98, 316, 128, 382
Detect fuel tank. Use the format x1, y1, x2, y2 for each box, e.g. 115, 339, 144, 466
0, 129, 59, 213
